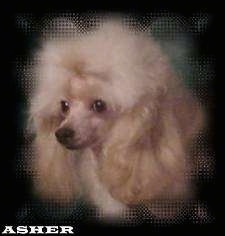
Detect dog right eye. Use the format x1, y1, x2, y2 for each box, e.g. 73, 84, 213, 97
60, 100, 70, 114
91, 99, 107, 113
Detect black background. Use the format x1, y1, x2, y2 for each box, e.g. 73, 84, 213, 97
1, 2, 224, 235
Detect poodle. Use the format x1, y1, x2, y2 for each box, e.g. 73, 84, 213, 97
29, 18, 203, 220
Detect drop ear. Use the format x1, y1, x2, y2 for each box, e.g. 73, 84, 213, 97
29, 101, 80, 203
98, 98, 167, 205
170, 87, 204, 143
99, 86, 202, 206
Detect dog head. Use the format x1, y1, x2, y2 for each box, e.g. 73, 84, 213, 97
29, 19, 203, 207
31, 21, 181, 152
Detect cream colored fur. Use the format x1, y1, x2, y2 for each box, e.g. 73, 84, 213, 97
29, 18, 203, 219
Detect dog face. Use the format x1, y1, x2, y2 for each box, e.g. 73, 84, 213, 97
54, 75, 121, 150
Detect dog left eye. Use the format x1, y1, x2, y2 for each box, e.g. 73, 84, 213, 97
91, 99, 107, 113
61, 100, 70, 113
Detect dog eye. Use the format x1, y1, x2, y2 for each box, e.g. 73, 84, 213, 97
91, 99, 107, 113
61, 100, 70, 113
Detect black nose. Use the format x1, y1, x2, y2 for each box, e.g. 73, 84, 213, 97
55, 128, 75, 145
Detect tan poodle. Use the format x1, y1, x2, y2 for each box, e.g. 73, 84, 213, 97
29, 19, 203, 220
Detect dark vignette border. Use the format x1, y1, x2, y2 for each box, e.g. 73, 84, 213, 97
1, 2, 223, 235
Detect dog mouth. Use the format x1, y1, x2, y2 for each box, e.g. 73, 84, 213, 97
57, 137, 92, 150
63, 142, 86, 150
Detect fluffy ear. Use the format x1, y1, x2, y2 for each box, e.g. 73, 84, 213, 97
99, 85, 202, 206
29, 103, 80, 204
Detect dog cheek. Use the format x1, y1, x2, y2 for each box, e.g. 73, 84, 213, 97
38, 113, 63, 134
91, 117, 109, 136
